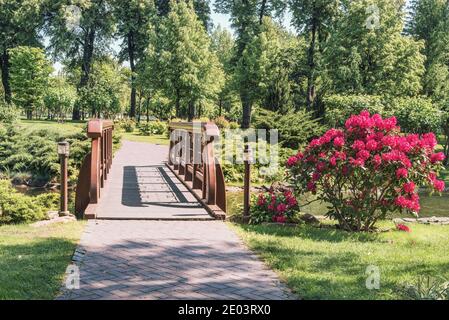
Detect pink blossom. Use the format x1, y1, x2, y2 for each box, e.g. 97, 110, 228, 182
276, 203, 287, 214
307, 181, 316, 192
316, 162, 326, 172
286, 156, 298, 167
373, 154, 382, 168
433, 180, 445, 192
396, 224, 411, 232
349, 157, 365, 167
356, 150, 371, 161
257, 194, 266, 206
333, 136, 345, 148
329, 156, 337, 167
403, 182, 416, 194
396, 168, 408, 179
312, 172, 321, 182
334, 151, 347, 161
352, 140, 365, 151
365, 139, 378, 151
430, 152, 445, 164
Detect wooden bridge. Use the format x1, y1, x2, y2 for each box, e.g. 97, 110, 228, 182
75, 119, 227, 220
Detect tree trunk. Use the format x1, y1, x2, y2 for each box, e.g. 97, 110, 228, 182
1, 49, 12, 104
306, 17, 317, 115
128, 32, 137, 119
241, 92, 252, 129
188, 99, 195, 122
259, 0, 267, 24
26, 110, 32, 120
146, 97, 150, 122
137, 90, 142, 123
75, 28, 96, 120
175, 88, 181, 118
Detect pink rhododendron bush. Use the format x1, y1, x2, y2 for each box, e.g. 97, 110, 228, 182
287, 111, 446, 232
250, 190, 298, 224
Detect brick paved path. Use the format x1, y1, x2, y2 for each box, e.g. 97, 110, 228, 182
58, 141, 295, 300
58, 220, 294, 300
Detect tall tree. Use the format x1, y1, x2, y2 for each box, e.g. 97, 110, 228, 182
215, 0, 286, 128
158, 0, 223, 120
251, 17, 306, 112
78, 57, 128, 118
289, 0, 340, 116
156, 0, 213, 31
0, 0, 44, 104
46, 0, 115, 120
112, 0, 157, 118
325, 0, 425, 97
210, 25, 237, 117
9, 46, 52, 119
408, 0, 449, 99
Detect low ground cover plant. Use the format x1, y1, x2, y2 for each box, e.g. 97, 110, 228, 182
250, 190, 298, 224
0, 180, 59, 224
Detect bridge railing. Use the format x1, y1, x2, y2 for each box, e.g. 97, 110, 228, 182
75, 119, 114, 219
167, 122, 227, 219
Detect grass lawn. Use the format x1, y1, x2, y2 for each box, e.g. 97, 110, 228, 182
120, 130, 169, 145
230, 221, 449, 300
0, 221, 85, 299
17, 119, 85, 136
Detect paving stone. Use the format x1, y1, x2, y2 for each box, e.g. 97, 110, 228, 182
57, 220, 296, 300
57, 141, 296, 300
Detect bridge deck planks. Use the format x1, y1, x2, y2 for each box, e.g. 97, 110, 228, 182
95, 140, 213, 220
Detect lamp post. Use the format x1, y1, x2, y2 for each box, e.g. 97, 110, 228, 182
243, 144, 253, 223
58, 141, 70, 216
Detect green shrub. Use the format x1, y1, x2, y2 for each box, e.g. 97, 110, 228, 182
139, 120, 167, 135
0, 101, 19, 123
0, 123, 95, 186
0, 180, 47, 224
34, 192, 59, 210
213, 116, 230, 129
324, 94, 442, 134
388, 97, 442, 134
219, 136, 295, 184
324, 94, 384, 128
229, 121, 239, 129
252, 108, 325, 149
120, 119, 135, 132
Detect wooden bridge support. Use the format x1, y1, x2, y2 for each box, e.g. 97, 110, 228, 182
75, 119, 114, 219
167, 122, 227, 220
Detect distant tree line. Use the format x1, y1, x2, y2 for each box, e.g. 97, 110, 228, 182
0, 1, 448, 147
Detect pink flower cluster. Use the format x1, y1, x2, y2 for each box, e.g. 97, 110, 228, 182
288, 111, 446, 220
255, 190, 298, 223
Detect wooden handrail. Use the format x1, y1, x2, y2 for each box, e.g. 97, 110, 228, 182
75, 119, 114, 219
166, 121, 227, 219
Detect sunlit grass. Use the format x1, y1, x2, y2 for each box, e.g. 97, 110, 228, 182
0, 221, 85, 299
120, 130, 169, 145
17, 119, 85, 136
230, 221, 449, 300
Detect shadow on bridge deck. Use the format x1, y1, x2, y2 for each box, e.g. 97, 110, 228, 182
95, 141, 213, 220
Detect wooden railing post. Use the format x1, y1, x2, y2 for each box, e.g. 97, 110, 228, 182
167, 121, 227, 219
75, 119, 114, 219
